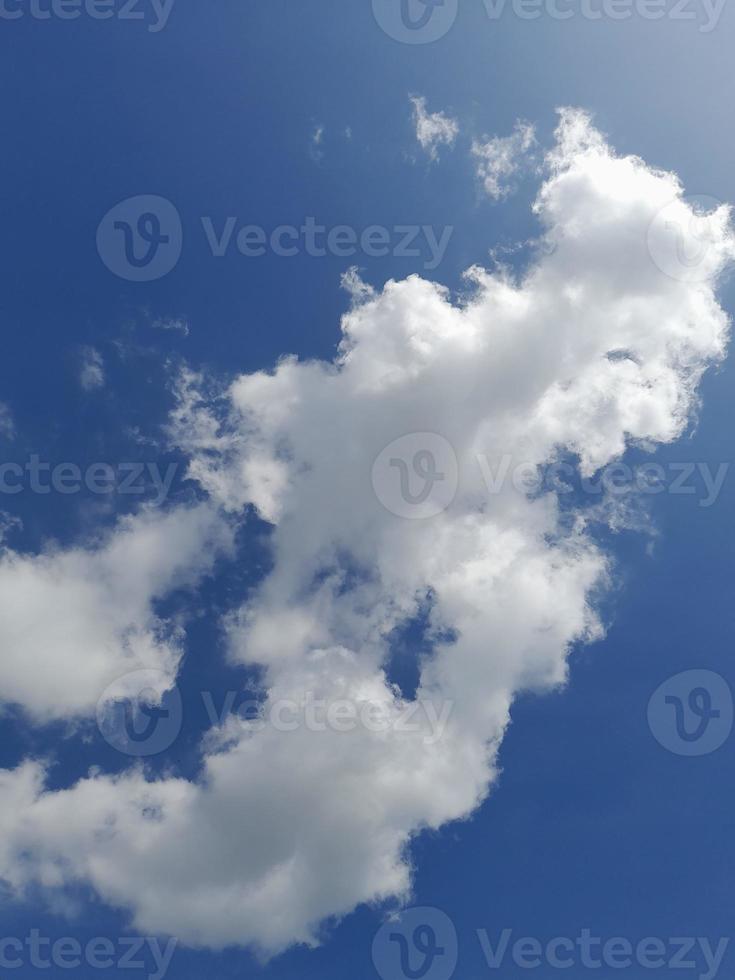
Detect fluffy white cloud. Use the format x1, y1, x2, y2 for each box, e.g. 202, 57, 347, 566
472, 119, 536, 200
0, 503, 233, 722
0, 110, 732, 954
410, 95, 459, 162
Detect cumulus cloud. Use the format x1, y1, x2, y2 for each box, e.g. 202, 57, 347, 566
79, 346, 105, 391
411, 95, 459, 162
0, 503, 233, 722
472, 119, 536, 200
0, 110, 732, 954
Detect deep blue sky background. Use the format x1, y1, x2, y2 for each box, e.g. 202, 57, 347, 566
1, 1, 734, 977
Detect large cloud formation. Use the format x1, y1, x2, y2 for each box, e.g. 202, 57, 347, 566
0, 110, 732, 954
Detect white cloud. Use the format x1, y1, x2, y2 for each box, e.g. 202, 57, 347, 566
410, 95, 459, 162
0, 503, 233, 722
79, 346, 105, 391
0, 109, 732, 954
472, 119, 536, 200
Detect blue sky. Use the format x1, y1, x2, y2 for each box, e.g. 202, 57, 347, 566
1, 2, 735, 978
